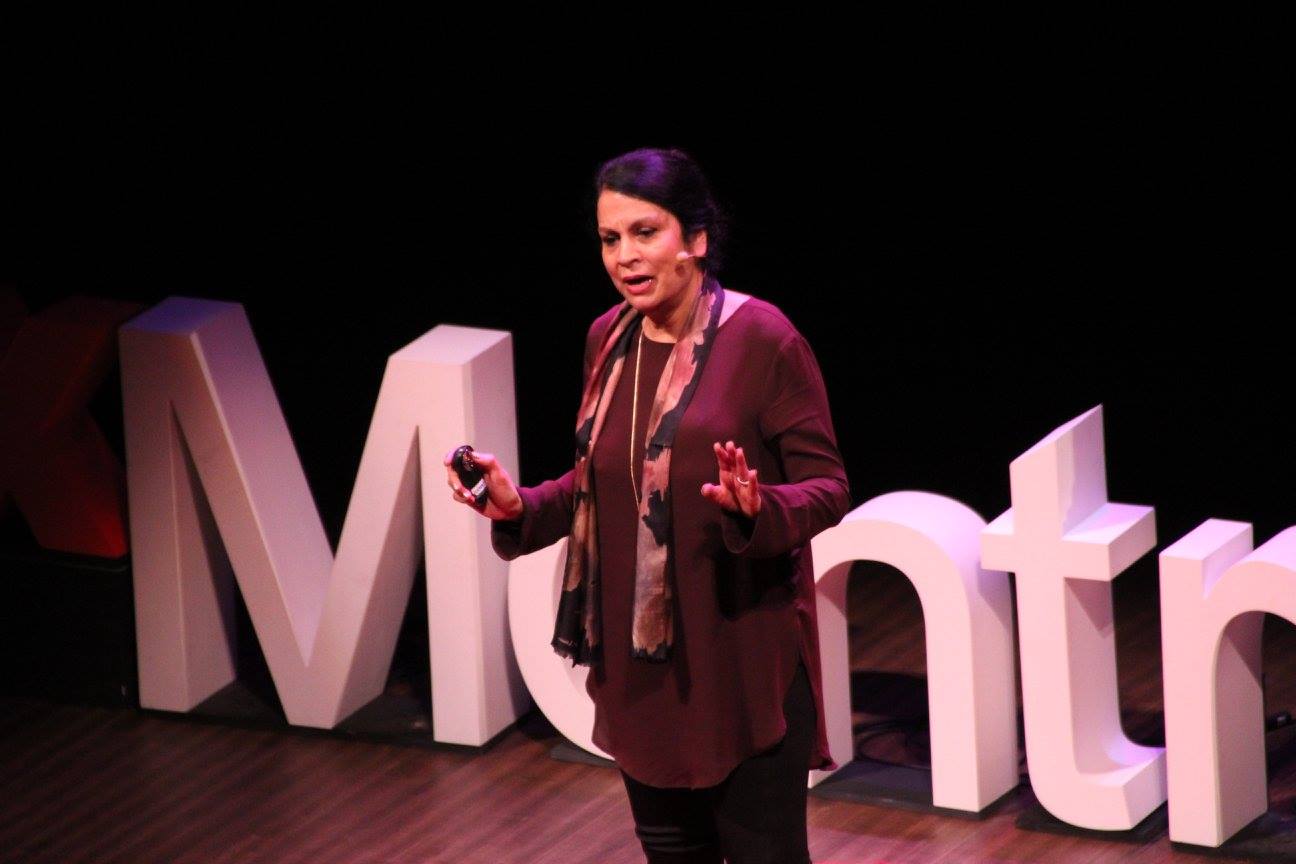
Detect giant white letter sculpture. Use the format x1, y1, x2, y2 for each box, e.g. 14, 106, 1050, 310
810, 491, 1018, 809
122, 297, 527, 743
1161, 519, 1296, 847
981, 405, 1165, 830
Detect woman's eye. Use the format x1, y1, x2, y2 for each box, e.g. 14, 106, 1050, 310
601, 235, 618, 247
636, 228, 657, 239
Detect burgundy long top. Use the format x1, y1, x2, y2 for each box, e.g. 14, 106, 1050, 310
492, 295, 851, 788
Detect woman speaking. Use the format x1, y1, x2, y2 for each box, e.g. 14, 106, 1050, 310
445, 148, 850, 864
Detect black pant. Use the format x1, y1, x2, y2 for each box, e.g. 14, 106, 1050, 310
619, 661, 816, 864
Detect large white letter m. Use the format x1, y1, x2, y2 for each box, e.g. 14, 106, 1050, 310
120, 297, 526, 745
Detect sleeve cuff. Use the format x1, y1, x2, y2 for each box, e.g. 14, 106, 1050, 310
720, 490, 770, 557
489, 491, 530, 561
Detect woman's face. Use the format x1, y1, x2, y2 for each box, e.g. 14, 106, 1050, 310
596, 189, 707, 326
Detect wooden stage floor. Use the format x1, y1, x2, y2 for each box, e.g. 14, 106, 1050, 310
2, 561, 1294, 864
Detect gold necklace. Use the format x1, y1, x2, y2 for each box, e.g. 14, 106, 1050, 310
630, 326, 644, 506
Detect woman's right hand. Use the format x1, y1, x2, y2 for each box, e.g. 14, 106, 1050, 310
443, 447, 525, 522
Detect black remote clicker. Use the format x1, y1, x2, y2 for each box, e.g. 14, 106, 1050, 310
451, 445, 490, 510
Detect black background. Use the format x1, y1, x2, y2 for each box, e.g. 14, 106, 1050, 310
7, 38, 1289, 557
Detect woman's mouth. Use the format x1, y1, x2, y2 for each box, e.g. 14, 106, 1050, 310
623, 275, 655, 295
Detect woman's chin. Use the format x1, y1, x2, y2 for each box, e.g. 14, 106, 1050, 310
621, 292, 660, 313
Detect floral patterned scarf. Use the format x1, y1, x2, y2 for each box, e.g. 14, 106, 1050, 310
552, 276, 725, 666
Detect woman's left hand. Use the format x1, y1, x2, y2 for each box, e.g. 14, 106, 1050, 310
701, 440, 761, 518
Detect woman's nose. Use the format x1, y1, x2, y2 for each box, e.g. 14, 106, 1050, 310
617, 241, 640, 266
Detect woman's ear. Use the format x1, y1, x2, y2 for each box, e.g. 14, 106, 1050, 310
687, 229, 708, 260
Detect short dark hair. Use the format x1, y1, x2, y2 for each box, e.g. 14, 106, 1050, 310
594, 147, 728, 272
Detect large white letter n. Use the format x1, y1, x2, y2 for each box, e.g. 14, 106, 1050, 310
981, 406, 1166, 830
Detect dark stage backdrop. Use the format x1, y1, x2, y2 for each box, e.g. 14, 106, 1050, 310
8, 70, 1288, 556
